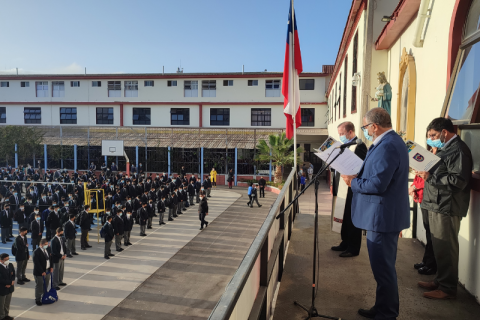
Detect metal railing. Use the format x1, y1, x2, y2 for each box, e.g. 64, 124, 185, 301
209, 169, 298, 320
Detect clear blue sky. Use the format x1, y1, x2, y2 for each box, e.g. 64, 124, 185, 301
0, 0, 351, 74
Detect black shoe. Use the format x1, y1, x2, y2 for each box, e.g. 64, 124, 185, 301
35, 300, 42, 306
22, 277, 31, 282
414, 262, 425, 270
127, 242, 133, 245
55, 286, 61, 290
17, 280, 25, 285
418, 266, 437, 275
81, 247, 86, 250
140, 234, 146, 237
160, 222, 166, 225
6, 239, 12, 242
358, 307, 376, 319
331, 245, 347, 252
88, 228, 92, 231
59, 282, 66, 286
104, 256, 110, 259
182, 209, 187, 211
258, 205, 262, 207
205, 222, 209, 227
72, 252, 79, 255
116, 248, 124, 252
147, 227, 152, 229
339, 251, 358, 258
86, 245, 92, 248
168, 218, 174, 221
124, 243, 129, 246
108, 253, 115, 256
153, 214, 158, 217
67, 255, 73, 258
200, 227, 203, 230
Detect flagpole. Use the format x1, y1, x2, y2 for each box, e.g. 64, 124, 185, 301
292, 0, 297, 172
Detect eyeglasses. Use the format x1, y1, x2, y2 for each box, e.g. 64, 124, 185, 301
361, 123, 374, 130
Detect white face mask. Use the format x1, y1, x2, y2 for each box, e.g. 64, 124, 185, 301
3, 260, 9, 265
127, 214, 131, 218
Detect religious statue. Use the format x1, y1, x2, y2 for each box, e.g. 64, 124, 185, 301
371, 72, 392, 115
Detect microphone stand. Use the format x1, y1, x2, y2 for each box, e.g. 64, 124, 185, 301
276, 148, 345, 320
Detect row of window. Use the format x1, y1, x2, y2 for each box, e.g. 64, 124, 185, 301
0, 79, 316, 98
0, 106, 316, 127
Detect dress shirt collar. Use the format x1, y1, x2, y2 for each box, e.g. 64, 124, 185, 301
373, 129, 394, 145
443, 134, 457, 149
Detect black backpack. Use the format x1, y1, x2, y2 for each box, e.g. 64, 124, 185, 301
11, 240, 17, 256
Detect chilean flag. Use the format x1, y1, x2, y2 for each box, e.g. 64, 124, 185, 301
282, 3, 303, 140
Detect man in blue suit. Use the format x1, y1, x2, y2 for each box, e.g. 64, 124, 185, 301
342, 108, 410, 320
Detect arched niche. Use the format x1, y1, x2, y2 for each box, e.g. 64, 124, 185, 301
396, 48, 417, 141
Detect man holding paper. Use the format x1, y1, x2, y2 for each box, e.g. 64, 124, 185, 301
416, 118, 472, 300
341, 108, 409, 320
331, 121, 367, 257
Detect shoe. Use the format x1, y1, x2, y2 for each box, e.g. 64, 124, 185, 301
414, 262, 425, 270
55, 286, 61, 290
81, 247, 86, 250
108, 253, 115, 257
59, 282, 67, 286
104, 256, 110, 259
72, 252, 79, 255
258, 205, 262, 207
331, 245, 347, 252
161, 222, 166, 225
6, 239, 12, 242
205, 222, 209, 227
177, 212, 183, 215
86, 245, 92, 248
88, 228, 92, 231
128, 242, 133, 245
168, 218, 174, 221
67, 255, 73, 258
418, 266, 437, 275
22, 277, 31, 282
147, 226, 152, 229
116, 248, 124, 252
140, 234, 146, 237
339, 251, 358, 258
182, 209, 187, 211
418, 281, 439, 290
153, 214, 158, 217
35, 300, 42, 306
200, 227, 203, 230
358, 307, 376, 319
17, 280, 25, 285
423, 289, 456, 300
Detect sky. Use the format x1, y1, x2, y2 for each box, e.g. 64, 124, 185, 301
0, 0, 351, 75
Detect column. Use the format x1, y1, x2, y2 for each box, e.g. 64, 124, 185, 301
234, 148, 238, 186
104, 155, 107, 166
44, 144, 48, 172
269, 150, 272, 182
200, 147, 204, 180
74, 145, 77, 172
14, 144, 18, 168
136, 146, 139, 170
168, 146, 171, 176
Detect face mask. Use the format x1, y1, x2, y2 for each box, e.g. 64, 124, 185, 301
362, 128, 373, 142
14, 192, 17, 195
427, 133, 445, 148
34, 211, 39, 214
117, 205, 121, 208
339, 135, 349, 144
127, 214, 131, 218
36, 217, 41, 221
20, 207, 24, 211
65, 204, 69, 207
3, 260, 9, 265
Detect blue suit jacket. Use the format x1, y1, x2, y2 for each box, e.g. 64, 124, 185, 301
351, 131, 410, 233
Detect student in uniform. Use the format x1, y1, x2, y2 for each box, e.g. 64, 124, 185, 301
157, 194, 166, 225
30, 212, 44, 251
258, 176, 266, 198
79, 205, 92, 250
14, 227, 30, 285
188, 181, 196, 206
139, 202, 148, 236
103, 215, 115, 259
147, 200, 154, 229
113, 210, 124, 252
168, 192, 176, 221
64, 213, 78, 257
249, 184, 262, 208
198, 191, 209, 230
0, 204, 11, 244
51, 227, 67, 290
33, 239, 52, 306
0, 253, 15, 318
123, 210, 133, 246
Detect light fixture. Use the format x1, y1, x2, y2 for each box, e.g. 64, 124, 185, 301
382, 16, 392, 22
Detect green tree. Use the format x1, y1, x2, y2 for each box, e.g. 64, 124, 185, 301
0, 126, 44, 166
255, 132, 303, 184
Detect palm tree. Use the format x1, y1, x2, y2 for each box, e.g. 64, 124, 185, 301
256, 132, 303, 184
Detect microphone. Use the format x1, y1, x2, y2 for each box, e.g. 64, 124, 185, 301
335, 138, 363, 149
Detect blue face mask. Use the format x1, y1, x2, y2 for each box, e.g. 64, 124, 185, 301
426, 138, 445, 149
339, 135, 349, 144
362, 128, 373, 142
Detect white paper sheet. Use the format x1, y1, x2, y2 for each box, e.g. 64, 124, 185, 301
315, 137, 364, 175
405, 140, 441, 172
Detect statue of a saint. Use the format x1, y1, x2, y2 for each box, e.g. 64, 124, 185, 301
371, 72, 392, 115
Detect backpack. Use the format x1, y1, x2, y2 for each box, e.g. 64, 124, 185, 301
99, 224, 106, 238
11, 240, 17, 256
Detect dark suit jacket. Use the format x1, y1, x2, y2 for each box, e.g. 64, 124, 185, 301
14, 235, 30, 261
113, 215, 124, 235
33, 247, 52, 277
104, 222, 114, 242
64, 220, 77, 239
51, 236, 67, 263
123, 215, 134, 231
30, 219, 44, 240
0, 263, 15, 296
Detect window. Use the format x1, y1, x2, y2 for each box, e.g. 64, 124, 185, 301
124, 81, 138, 97
70, 81, 80, 87
202, 80, 216, 97
60, 107, 77, 124
171, 108, 190, 125
184, 80, 198, 97
343, 57, 348, 118
132, 108, 151, 125
265, 80, 281, 97
223, 80, 233, 86
0, 82, 9, 87
167, 80, 177, 87
210, 108, 230, 126
0, 107, 5, 123
108, 81, 121, 97
248, 80, 258, 86
96, 107, 114, 125
36, 81, 48, 97
92, 81, 101, 87
352, 32, 358, 113
21, 81, 29, 87
251, 108, 271, 126
24, 107, 41, 124
334, 82, 337, 121
52, 81, 65, 97
300, 79, 315, 90
338, 74, 342, 119
301, 108, 315, 127
144, 80, 154, 87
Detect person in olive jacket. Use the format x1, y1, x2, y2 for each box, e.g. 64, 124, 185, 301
416, 118, 473, 300
0, 253, 15, 320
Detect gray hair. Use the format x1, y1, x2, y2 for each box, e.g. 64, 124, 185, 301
364, 108, 392, 128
